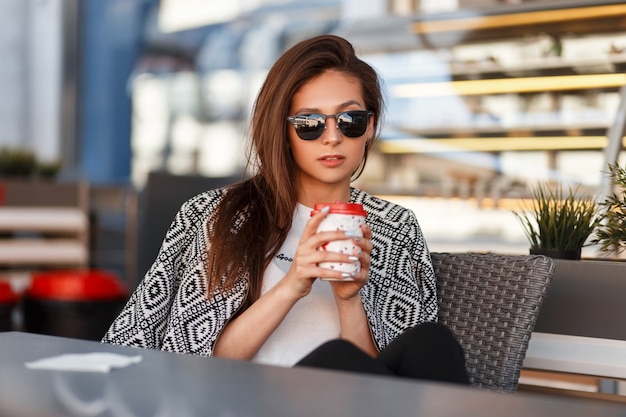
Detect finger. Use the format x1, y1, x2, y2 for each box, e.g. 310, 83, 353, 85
300, 205, 330, 243
293, 245, 355, 275
361, 223, 372, 239
360, 226, 373, 251
316, 265, 359, 281
311, 247, 363, 279
351, 235, 372, 259
358, 251, 371, 272
310, 229, 359, 251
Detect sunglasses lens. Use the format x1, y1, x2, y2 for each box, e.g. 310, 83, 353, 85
290, 115, 325, 140
337, 111, 370, 137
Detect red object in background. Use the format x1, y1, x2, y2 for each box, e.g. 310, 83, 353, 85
0, 279, 19, 332
26, 270, 128, 301
0, 280, 18, 304
0, 183, 5, 205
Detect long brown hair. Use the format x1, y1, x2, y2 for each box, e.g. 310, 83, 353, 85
206, 35, 384, 310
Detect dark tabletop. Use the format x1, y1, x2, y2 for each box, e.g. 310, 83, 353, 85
1, 331, 625, 417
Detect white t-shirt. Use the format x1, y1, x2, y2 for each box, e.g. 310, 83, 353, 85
251, 203, 340, 367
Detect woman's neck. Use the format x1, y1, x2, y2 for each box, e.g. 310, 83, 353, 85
297, 186, 351, 208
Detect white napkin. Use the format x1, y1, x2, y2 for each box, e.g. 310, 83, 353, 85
25, 352, 143, 373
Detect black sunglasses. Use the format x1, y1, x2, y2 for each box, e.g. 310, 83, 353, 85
286, 110, 373, 140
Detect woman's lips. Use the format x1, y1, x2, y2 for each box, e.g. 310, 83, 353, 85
319, 155, 345, 167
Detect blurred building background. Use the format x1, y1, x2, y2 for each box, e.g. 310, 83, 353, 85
1, 0, 625, 286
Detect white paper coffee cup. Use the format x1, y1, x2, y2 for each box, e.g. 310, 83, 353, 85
312, 202, 367, 280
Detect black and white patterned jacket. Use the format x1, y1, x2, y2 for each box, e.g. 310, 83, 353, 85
102, 187, 438, 355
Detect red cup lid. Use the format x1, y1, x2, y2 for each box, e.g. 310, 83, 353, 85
311, 202, 366, 217
26, 270, 128, 301
0, 280, 18, 304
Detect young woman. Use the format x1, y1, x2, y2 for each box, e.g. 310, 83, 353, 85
102, 35, 468, 384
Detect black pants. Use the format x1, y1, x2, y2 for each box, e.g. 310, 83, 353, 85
295, 322, 469, 385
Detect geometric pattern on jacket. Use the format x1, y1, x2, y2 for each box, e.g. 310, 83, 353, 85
101, 186, 438, 355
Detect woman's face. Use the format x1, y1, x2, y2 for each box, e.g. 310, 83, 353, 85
287, 70, 373, 200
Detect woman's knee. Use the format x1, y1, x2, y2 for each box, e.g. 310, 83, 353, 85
305, 339, 356, 357
295, 339, 392, 376
296, 339, 362, 367
394, 322, 460, 348
379, 321, 469, 384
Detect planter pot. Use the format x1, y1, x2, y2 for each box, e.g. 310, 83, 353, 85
22, 270, 127, 341
23, 297, 126, 341
529, 248, 581, 260
534, 258, 626, 341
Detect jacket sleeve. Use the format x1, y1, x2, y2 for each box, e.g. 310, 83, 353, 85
101, 197, 200, 349
361, 206, 438, 351
411, 212, 438, 323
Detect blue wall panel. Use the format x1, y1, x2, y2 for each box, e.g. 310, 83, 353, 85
79, 0, 150, 183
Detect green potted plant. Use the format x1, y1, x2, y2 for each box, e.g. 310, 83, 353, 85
0, 147, 61, 179
34, 160, 62, 179
592, 163, 626, 257
512, 182, 601, 260
0, 147, 37, 177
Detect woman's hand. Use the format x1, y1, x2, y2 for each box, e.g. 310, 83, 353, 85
280, 206, 364, 299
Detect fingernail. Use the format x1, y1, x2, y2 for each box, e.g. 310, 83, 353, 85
321, 206, 330, 213
344, 230, 356, 237
348, 256, 359, 261
341, 272, 352, 278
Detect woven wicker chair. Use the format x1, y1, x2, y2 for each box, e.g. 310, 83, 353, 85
430, 252, 554, 393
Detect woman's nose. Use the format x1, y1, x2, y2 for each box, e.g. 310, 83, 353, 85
321, 118, 343, 144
